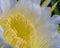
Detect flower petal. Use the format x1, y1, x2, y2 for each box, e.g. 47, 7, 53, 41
0, 8, 2, 15
0, 25, 4, 39
50, 15, 60, 25
35, 7, 51, 28
36, 19, 59, 48
32, 0, 40, 5
0, 0, 17, 13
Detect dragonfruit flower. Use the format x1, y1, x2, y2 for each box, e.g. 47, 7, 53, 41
0, 0, 60, 48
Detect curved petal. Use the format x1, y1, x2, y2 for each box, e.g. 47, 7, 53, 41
19, 0, 40, 5
49, 34, 60, 48
0, 38, 15, 48
32, 0, 40, 5
36, 19, 59, 48
0, 25, 4, 39
0, 8, 2, 15
0, 0, 17, 13
36, 14, 60, 48
35, 7, 51, 28
50, 15, 60, 25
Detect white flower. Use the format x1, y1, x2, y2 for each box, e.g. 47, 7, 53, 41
0, 0, 60, 48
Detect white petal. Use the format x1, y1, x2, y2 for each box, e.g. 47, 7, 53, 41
35, 7, 51, 28
50, 15, 60, 25
50, 34, 60, 48
32, 0, 40, 5
0, 25, 4, 39
0, 8, 2, 15
19, 0, 40, 5
0, 0, 17, 13
8, 0, 17, 7
40, 7, 51, 21
36, 19, 60, 48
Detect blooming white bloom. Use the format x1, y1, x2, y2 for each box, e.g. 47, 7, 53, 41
0, 0, 60, 48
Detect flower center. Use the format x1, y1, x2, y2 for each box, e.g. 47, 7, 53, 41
0, 11, 36, 48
